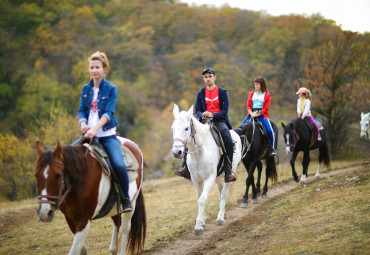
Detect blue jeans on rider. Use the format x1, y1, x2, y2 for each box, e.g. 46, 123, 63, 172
72, 135, 129, 198
240, 115, 275, 148
214, 120, 233, 163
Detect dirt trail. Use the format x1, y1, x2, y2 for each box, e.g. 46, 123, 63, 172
144, 164, 366, 255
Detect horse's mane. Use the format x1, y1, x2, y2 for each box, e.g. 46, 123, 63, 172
190, 116, 208, 144
36, 145, 89, 189
61, 145, 89, 187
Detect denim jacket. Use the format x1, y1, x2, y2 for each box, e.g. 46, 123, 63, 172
78, 79, 119, 131
195, 86, 232, 129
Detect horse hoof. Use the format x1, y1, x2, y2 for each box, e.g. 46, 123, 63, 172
217, 219, 226, 225
194, 227, 204, 236
251, 199, 258, 204
240, 202, 248, 208
315, 174, 320, 179
81, 245, 88, 255
261, 194, 267, 198
294, 176, 299, 182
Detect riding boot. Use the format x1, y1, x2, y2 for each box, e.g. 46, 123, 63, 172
174, 164, 191, 180
121, 196, 132, 213
269, 147, 277, 157
223, 157, 236, 182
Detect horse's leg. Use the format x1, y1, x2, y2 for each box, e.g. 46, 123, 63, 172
109, 214, 121, 255
194, 177, 215, 235
118, 211, 134, 255
216, 180, 231, 226
249, 161, 258, 204
240, 159, 251, 208
256, 160, 263, 194
315, 160, 321, 178
290, 152, 299, 182
315, 148, 322, 178
262, 162, 269, 197
300, 150, 310, 183
68, 220, 91, 255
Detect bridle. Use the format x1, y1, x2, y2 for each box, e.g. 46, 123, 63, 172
284, 122, 300, 150
37, 168, 71, 210
360, 118, 369, 136
173, 117, 198, 155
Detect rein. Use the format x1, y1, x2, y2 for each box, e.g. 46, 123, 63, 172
285, 121, 300, 149
242, 118, 255, 158
37, 169, 72, 210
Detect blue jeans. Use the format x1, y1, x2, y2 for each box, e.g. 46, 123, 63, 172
72, 135, 129, 198
240, 115, 275, 148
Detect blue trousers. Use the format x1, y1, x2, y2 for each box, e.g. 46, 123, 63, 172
73, 135, 129, 198
240, 115, 275, 148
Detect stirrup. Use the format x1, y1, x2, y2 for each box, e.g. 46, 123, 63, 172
174, 167, 191, 180
225, 172, 237, 183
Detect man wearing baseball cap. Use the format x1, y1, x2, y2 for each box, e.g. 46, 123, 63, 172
175, 67, 237, 182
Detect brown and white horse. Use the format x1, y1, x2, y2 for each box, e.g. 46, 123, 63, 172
34, 137, 146, 255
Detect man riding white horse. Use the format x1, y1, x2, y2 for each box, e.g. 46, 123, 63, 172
174, 67, 237, 182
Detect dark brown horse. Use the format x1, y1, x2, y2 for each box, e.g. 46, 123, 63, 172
282, 118, 330, 183
34, 137, 146, 255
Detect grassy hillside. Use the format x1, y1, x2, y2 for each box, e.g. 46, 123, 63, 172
0, 159, 367, 254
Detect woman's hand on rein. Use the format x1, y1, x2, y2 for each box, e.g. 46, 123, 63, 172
80, 122, 90, 134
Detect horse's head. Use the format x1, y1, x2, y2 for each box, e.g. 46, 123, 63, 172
34, 141, 65, 222
171, 104, 195, 159
360, 112, 370, 139
281, 121, 299, 154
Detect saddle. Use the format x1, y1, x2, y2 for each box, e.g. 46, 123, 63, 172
203, 118, 234, 177
238, 119, 269, 159
80, 137, 139, 219
303, 117, 324, 148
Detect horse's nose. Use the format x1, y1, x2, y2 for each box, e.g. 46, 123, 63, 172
37, 206, 55, 222
360, 132, 367, 138
171, 147, 183, 159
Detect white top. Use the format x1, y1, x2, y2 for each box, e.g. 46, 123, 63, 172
88, 88, 116, 137
297, 98, 312, 118
252, 92, 265, 109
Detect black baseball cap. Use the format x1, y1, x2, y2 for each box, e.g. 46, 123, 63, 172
202, 67, 215, 75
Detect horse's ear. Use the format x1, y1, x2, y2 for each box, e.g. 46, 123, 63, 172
173, 104, 179, 119
53, 140, 63, 159
187, 105, 194, 117
281, 122, 285, 128
361, 112, 364, 118
36, 141, 44, 158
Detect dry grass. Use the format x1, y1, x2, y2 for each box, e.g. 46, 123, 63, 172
0, 159, 366, 254
217, 164, 369, 255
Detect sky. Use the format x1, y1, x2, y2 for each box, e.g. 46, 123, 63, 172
180, 0, 370, 33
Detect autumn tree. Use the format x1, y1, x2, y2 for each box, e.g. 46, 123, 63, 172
300, 32, 368, 155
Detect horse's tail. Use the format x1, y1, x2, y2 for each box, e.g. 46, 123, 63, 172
266, 157, 278, 183
319, 140, 331, 168
127, 189, 146, 254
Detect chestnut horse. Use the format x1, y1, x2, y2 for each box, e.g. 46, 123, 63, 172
34, 137, 146, 255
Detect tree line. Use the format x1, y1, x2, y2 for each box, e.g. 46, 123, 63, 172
0, 0, 368, 201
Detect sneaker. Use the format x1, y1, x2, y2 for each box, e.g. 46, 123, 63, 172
269, 148, 277, 157
317, 136, 322, 141
174, 168, 191, 180
122, 198, 132, 213
225, 173, 237, 183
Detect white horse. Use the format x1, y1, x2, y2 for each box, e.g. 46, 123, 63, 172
360, 112, 370, 139
171, 104, 242, 235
